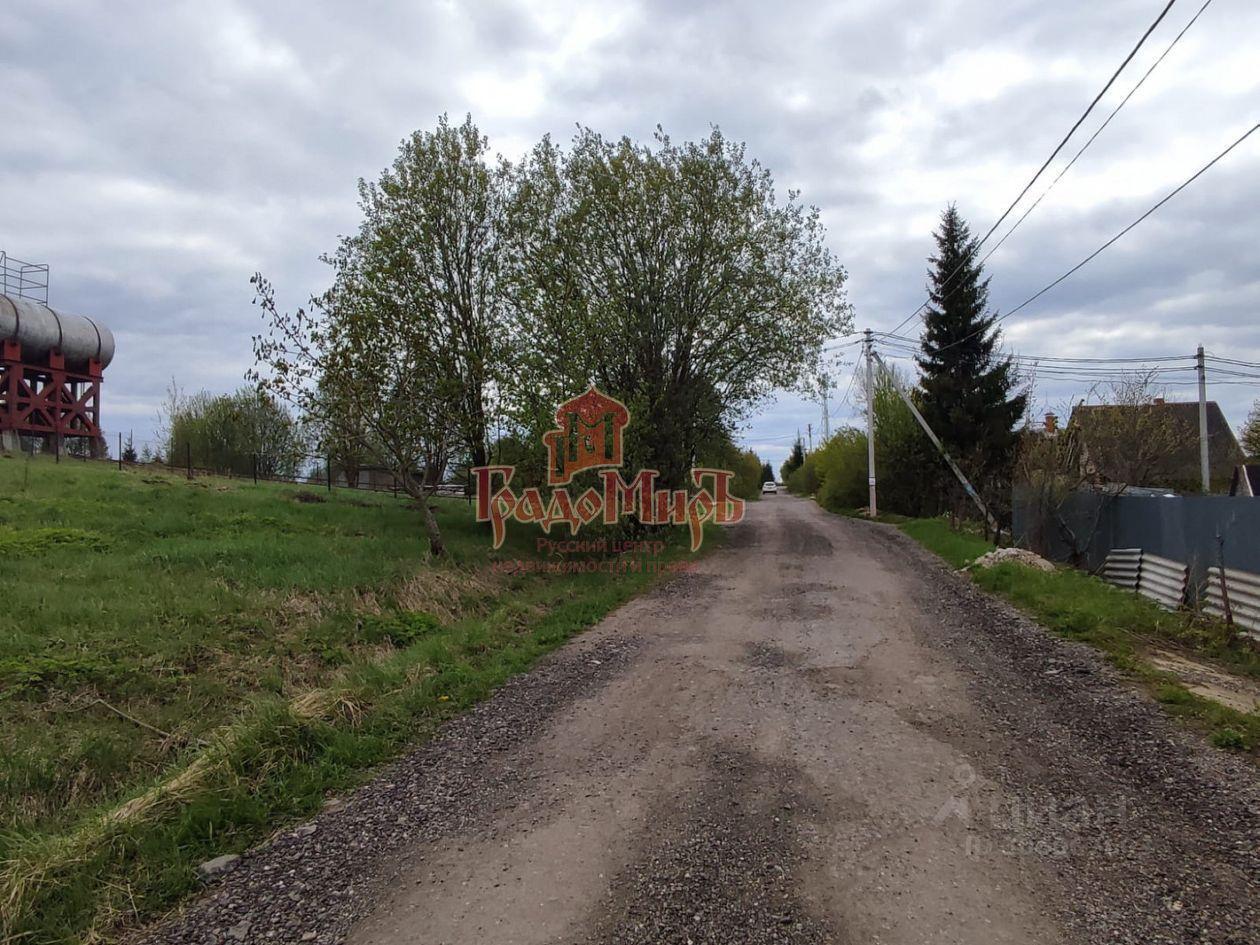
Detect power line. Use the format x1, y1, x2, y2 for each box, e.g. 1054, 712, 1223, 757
839, 362, 861, 409
886, 0, 1180, 337
977, 0, 1214, 272
932, 121, 1260, 356
1010, 353, 1190, 364
876, 342, 1260, 388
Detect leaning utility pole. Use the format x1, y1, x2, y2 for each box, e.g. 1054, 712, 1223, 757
870, 349, 1001, 539
864, 329, 877, 517
1196, 344, 1210, 494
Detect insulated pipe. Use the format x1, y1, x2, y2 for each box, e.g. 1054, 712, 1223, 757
0, 293, 115, 369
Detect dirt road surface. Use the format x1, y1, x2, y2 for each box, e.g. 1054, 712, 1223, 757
144, 496, 1259, 945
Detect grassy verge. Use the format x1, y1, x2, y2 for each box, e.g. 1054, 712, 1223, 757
970, 561, 1260, 754
0, 455, 706, 944
835, 506, 1260, 756
896, 517, 991, 569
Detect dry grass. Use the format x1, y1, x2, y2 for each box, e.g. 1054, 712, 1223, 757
0, 684, 369, 942
394, 565, 503, 624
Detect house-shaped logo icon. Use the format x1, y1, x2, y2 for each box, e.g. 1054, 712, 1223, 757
543, 386, 631, 485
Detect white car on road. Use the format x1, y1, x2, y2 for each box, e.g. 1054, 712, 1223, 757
762, 481, 778, 494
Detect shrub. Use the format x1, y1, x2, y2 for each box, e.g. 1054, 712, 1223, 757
815, 428, 869, 512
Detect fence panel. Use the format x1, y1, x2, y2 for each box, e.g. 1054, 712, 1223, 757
1101, 548, 1141, 590
1137, 553, 1189, 611
1205, 566, 1260, 637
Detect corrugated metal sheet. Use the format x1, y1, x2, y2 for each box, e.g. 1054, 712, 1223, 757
1205, 565, 1260, 638
1137, 553, 1189, 610
1101, 548, 1141, 590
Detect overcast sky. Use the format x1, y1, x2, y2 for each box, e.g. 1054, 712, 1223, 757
3, 0, 1257, 465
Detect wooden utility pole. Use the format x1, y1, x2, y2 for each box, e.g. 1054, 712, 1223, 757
1196, 344, 1210, 493
807, 423, 813, 453
864, 329, 877, 518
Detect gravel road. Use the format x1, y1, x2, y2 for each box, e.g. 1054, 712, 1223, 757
140, 496, 1259, 945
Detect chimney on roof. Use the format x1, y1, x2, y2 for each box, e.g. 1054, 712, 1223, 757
1153, 397, 1166, 406
1044, 412, 1058, 433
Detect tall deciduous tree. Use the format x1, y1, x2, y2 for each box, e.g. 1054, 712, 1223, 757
505, 128, 851, 488
359, 114, 508, 471
916, 206, 1027, 514
251, 115, 512, 554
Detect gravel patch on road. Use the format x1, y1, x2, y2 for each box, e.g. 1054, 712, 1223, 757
854, 519, 1260, 945
136, 633, 646, 945
588, 749, 834, 945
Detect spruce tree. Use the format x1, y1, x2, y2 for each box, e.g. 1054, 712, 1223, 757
916, 205, 1027, 512
780, 439, 805, 482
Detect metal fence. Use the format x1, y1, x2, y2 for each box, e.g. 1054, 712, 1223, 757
1019, 489, 1260, 636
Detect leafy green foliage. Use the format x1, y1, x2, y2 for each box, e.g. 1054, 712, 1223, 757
1212, 728, 1246, 750
506, 127, 851, 489
868, 366, 938, 517
729, 448, 767, 501
358, 611, 443, 647
0, 526, 108, 554
252, 114, 510, 554
784, 449, 819, 496
783, 366, 931, 515
696, 429, 760, 499
164, 386, 306, 478
814, 430, 868, 511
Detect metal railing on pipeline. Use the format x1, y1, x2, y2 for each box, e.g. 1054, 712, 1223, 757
7, 434, 471, 503
0, 251, 49, 303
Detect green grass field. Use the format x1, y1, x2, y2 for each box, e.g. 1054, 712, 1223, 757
0, 454, 699, 944
862, 511, 1260, 756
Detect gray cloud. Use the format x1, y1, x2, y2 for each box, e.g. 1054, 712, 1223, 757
2, 0, 1256, 463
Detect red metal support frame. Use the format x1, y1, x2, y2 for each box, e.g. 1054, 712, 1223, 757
0, 339, 103, 442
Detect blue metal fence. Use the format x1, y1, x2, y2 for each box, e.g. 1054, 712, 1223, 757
1013, 489, 1260, 596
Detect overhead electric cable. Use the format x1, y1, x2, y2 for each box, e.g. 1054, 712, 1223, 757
886, 0, 1180, 337
932, 122, 1260, 356
977, 0, 1214, 270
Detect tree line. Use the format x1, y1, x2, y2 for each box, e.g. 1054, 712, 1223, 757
250, 116, 852, 553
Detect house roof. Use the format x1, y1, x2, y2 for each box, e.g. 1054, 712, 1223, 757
1068, 400, 1246, 488
1232, 464, 1260, 497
